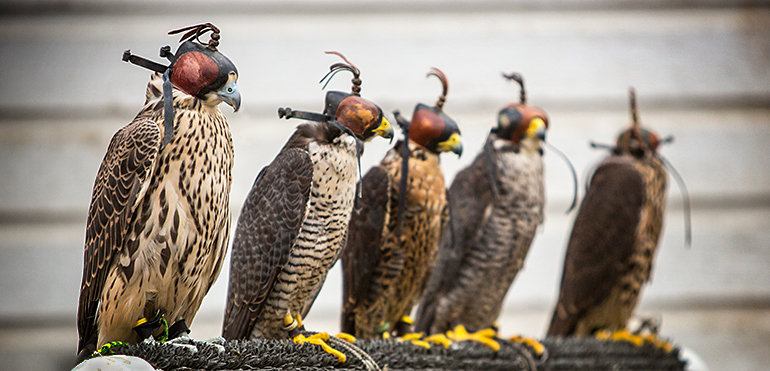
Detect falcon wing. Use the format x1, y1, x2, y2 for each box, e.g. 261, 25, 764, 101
415, 153, 493, 333
144, 72, 164, 104
222, 148, 313, 340
547, 158, 644, 336
77, 119, 160, 353
340, 165, 394, 335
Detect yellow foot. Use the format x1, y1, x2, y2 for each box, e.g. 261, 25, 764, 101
632, 318, 676, 353
334, 332, 357, 343
595, 329, 645, 347
508, 334, 546, 356
397, 332, 430, 349
293, 332, 347, 363
638, 333, 675, 353
284, 314, 346, 362
393, 316, 415, 336
447, 325, 500, 351
424, 333, 452, 348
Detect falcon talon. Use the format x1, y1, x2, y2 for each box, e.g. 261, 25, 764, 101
293, 333, 347, 363
424, 333, 452, 348
509, 334, 546, 356
399, 332, 423, 341
395, 331, 430, 349
608, 330, 639, 346
650, 337, 675, 353
447, 325, 500, 351
403, 338, 431, 349
334, 333, 357, 343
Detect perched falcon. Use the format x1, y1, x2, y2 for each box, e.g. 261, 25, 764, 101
547, 88, 676, 341
415, 73, 548, 343
221, 53, 393, 360
341, 68, 463, 340
76, 24, 240, 362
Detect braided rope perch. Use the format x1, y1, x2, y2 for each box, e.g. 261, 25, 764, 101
106, 336, 686, 371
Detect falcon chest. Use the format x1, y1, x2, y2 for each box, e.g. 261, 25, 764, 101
280, 135, 359, 315
120, 99, 233, 324
460, 142, 544, 329
382, 145, 447, 318
485, 143, 545, 269
494, 142, 545, 217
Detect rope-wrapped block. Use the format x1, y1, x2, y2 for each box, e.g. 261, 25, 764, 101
105, 336, 686, 371
540, 337, 686, 371
359, 339, 536, 370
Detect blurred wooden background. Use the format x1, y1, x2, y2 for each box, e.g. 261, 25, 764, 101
0, 1, 768, 370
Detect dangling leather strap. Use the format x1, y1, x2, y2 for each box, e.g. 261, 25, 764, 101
482, 135, 501, 199
122, 49, 169, 73
121, 49, 175, 150
161, 69, 175, 150
393, 111, 411, 239
278, 107, 330, 123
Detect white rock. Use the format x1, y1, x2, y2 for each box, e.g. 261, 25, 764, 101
72, 355, 156, 371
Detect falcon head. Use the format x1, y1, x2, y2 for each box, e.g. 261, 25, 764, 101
494, 72, 548, 144
121, 23, 240, 111
320, 51, 393, 142
496, 104, 548, 143
408, 103, 463, 156
615, 127, 662, 157
324, 91, 393, 142
170, 40, 240, 112
402, 67, 463, 156
614, 88, 673, 157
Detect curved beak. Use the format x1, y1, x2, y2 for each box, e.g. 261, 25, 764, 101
217, 75, 241, 112
526, 117, 546, 141
438, 132, 463, 157
373, 117, 395, 141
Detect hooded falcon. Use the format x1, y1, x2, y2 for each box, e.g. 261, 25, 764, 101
76, 24, 240, 362
415, 73, 549, 347
547, 88, 684, 344
221, 52, 393, 360
341, 68, 463, 340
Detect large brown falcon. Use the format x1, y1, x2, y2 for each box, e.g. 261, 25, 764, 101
77, 24, 240, 363
221, 53, 393, 361
341, 68, 463, 340
547, 88, 678, 340
415, 73, 549, 341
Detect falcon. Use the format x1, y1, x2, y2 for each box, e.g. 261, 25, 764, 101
546, 88, 686, 350
341, 68, 463, 340
221, 52, 394, 362
414, 73, 550, 353
76, 24, 241, 363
